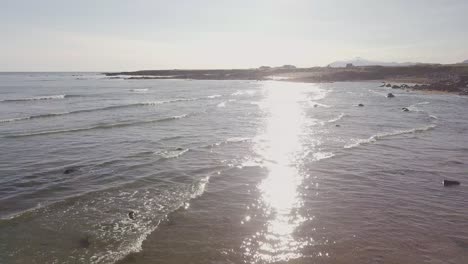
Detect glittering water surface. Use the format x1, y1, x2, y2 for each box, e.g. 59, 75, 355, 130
1, 73, 468, 264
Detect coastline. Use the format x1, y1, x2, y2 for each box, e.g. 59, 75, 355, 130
105, 64, 468, 95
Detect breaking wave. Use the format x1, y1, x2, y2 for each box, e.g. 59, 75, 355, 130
0, 95, 74, 102
407, 101, 430, 112
156, 148, 189, 159
129, 88, 149, 92
232, 90, 257, 96
327, 113, 346, 123
344, 124, 437, 149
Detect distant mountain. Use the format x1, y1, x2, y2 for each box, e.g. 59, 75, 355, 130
328, 57, 419, 68
461, 60, 468, 64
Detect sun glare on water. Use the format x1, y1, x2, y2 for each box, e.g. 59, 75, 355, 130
242, 82, 320, 262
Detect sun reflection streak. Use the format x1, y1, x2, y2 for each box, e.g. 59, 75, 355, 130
243, 82, 321, 262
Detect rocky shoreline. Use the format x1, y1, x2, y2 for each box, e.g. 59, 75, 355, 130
105, 64, 468, 95
380, 76, 468, 95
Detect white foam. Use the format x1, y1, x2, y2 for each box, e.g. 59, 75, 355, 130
310, 102, 331, 108
0, 117, 28, 123
344, 124, 437, 149
312, 152, 335, 161
327, 113, 345, 123
129, 88, 149, 92
157, 148, 189, 159
171, 114, 188, 119
232, 90, 257, 96
407, 101, 430, 112
1, 94, 67, 102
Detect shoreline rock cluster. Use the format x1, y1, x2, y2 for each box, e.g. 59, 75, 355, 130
382, 75, 468, 95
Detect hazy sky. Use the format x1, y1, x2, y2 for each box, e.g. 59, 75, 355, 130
1, 0, 468, 71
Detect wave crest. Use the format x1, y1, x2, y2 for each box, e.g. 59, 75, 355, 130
5, 114, 190, 138
327, 113, 345, 123
0, 95, 71, 102
344, 124, 436, 149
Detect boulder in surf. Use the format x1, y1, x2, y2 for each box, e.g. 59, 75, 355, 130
128, 211, 136, 220
443, 180, 460, 186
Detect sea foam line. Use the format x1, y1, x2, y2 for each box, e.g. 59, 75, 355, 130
344, 124, 436, 149
327, 113, 345, 123
0, 94, 71, 102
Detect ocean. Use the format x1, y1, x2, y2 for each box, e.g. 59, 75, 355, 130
0, 72, 467, 264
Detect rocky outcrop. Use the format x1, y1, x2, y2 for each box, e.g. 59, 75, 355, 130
412, 76, 468, 95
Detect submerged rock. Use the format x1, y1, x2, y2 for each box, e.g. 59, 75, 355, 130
78, 236, 91, 248
386, 83, 392, 87
358, 103, 364, 107
402, 107, 410, 112
443, 180, 460, 187
392, 85, 401, 89
63, 168, 76, 174
387, 93, 395, 98
335, 124, 341, 127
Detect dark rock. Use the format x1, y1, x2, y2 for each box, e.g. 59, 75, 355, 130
79, 236, 91, 248
358, 103, 364, 107
128, 211, 136, 220
386, 83, 392, 87
443, 180, 460, 186
175, 147, 184, 151
392, 85, 401, 89
313, 104, 318, 108
387, 93, 395, 98
335, 124, 341, 127
63, 168, 76, 174
401, 107, 410, 112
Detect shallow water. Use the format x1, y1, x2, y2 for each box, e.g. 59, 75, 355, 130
0, 73, 467, 263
